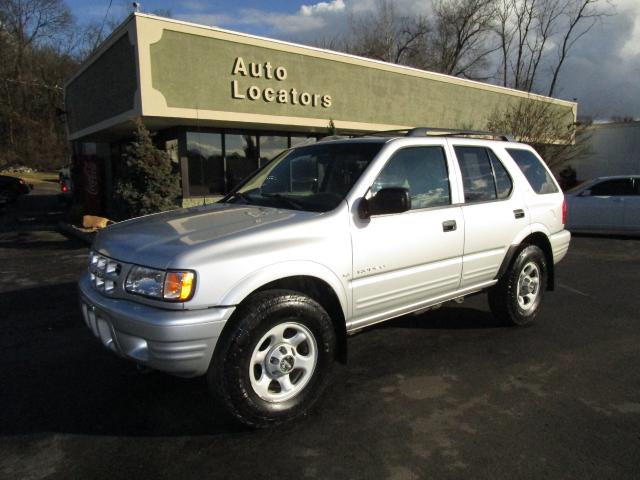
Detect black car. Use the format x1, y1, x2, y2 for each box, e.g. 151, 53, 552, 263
0, 175, 32, 203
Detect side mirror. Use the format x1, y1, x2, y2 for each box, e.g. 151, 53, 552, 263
359, 187, 411, 219
579, 189, 591, 197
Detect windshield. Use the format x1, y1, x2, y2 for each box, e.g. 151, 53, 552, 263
222, 142, 384, 212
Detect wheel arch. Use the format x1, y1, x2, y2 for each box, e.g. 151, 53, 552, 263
217, 265, 349, 364
497, 231, 555, 291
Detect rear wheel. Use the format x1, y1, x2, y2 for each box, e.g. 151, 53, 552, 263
208, 289, 336, 428
489, 245, 548, 326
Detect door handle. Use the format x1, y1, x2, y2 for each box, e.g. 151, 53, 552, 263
442, 220, 457, 232
514, 209, 525, 219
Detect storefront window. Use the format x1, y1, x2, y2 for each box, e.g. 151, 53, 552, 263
259, 136, 289, 166
225, 134, 259, 191
187, 132, 223, 196
183, 131, 322, 197
290, 135, 316, 148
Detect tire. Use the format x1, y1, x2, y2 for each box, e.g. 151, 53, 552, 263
208, 289, 336, 428
488, 245, 548, 326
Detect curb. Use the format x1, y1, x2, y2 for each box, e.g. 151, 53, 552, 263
57, 221, 96, 246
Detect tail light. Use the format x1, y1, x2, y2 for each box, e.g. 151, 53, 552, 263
61, 184, 69, 193
19, 179, 25, 184
562, 198, 567, 225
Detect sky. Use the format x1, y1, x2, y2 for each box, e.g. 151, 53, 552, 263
66, 0, 640, 120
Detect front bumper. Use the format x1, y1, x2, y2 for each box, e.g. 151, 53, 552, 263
79, 274, 235, 377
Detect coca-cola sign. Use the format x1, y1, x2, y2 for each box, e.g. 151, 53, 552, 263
80, 155, 101, 214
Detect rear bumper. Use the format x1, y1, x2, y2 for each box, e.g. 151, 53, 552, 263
550, 229, 571, 264
79, 274, 235, 377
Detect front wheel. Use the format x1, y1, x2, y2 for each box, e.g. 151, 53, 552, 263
489, 245, 548, 326
208, 289, 336, 428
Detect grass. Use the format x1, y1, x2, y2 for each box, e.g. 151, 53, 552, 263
3, 171, 59, 184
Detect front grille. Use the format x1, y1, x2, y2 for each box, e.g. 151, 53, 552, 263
88, 252, 122, 295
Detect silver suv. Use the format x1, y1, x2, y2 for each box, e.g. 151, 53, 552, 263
79, 129, 571, 427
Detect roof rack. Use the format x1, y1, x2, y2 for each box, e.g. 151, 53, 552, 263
357, 127, 514, 142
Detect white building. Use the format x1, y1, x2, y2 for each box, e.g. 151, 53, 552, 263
574, 122, 640, 180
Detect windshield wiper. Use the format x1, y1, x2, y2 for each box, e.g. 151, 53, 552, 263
261, 193, 304, 210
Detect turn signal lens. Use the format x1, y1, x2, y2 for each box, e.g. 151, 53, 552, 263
163, 271, 195, 301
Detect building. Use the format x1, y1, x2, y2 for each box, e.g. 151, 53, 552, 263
572, 121, 640, 181
64, 13, 577, 213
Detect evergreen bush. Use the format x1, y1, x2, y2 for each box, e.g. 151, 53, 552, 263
113, 119, 181, 219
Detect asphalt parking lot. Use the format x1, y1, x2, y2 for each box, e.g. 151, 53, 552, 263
1, 227, 639, 479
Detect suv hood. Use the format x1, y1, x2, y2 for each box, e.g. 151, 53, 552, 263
93, 203, 317, 269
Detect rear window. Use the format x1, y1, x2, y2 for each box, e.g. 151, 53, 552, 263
506, 149, 558, 194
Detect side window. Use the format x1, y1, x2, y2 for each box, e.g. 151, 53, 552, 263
454, 146, 497, 202
488, 150, 513, 199
590, 179, 634, 196
506, 148, 558, 194
372, 146, 451, 210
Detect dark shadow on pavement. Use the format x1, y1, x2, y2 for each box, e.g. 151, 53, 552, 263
0, 281, 501, 438
0, 234, 84, 250
375, 304, 505, 331
0, 282, 247, 437
571, 232, 640, 241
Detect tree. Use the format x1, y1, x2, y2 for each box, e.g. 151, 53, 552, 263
113, 119, 181, 219
494, 0, 611, 94
0, 0, 75, 169
327, 119, 337, 136
547, 0, 609, 97
343, 0, 429, 65
486, 98, 591, 170
320, 0, 609, 96
428, 0, 498, 78
324, 0, 497, 80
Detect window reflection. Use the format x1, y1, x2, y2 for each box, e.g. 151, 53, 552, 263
187, 132, 224, 196
455, 146, 497, 202
373, 147, 451, 209
225, 134, 258, 192
185, 132, 321, 197
290, 136, 316, 148
259, 136, 288, 166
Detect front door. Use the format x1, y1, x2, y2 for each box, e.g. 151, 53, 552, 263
624, 178, 640, 231
350, 144, 464, 328
574, 178, 632, 231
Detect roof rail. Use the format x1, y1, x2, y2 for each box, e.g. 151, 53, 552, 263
407, 127, 514, 142
354, 129, 411, 138
356, 127, 514, 142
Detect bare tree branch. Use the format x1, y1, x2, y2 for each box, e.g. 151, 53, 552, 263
547, 0, 611, 96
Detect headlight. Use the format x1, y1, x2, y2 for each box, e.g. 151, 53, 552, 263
125, 266, 196, 301
88, 251, 121, 294
125, 266, 164, 298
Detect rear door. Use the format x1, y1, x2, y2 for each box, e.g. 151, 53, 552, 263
451, 144, 528, 288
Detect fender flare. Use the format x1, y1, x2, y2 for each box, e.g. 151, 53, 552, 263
495, 224, 555, 288
218, 260, 349, 319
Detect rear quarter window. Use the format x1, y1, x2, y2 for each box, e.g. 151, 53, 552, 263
506, 149, 558, 194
